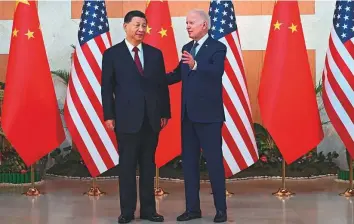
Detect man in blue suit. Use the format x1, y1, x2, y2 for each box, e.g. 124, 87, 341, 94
101, 10, 170, 223
166, 9, 227, 223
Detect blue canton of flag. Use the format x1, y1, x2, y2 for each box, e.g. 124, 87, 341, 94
209, 0, 237, 40
333, 0, 354, 43
78, 0, 109, 45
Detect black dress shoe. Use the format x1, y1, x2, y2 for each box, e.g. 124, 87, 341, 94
118, 214, 134, 223
140, 212, 164, 222
176, 211, 202, 221
213, 210, 227, 223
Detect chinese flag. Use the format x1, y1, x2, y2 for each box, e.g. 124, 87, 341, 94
144, 0, 181, 167
2, 0, 65, 166
258, 1, 323, 164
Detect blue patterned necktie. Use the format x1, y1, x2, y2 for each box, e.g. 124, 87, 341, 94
190, 41, 199, 58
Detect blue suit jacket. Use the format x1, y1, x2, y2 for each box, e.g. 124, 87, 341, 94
101, 41, 171, 133
167, 36, 227, 123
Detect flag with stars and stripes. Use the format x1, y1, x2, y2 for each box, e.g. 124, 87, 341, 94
64, 0, 118, 177
322, 0, 354, 158
209, 0, 259, 177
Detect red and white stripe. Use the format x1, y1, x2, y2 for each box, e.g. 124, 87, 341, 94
64, 32, 119, 177
218, 31, 259, 177
322, 28, 354, 157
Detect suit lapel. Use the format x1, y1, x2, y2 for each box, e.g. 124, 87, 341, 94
185, 37, 210, 76
186, 41, 194, 54
142, 43, 150, 76
194, 36, 210, 61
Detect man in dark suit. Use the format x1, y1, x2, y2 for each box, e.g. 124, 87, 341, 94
101, 10, 171, 224
166, 9, 227, 223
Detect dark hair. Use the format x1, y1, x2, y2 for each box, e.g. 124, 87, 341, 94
124, 10, 147, 23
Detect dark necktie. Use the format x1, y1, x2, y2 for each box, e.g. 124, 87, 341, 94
133, 47, 143, 75
190, 41, 199, 58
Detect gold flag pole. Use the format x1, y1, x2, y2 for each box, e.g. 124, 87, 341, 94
340, 158, 354, 197
84, 177, 106, 196
272, 159, 294, 197
23, 165, 40, 196
154, 167, 168, 196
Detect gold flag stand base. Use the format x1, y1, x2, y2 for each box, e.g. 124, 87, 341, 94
273, 160, 294, 198
211, 181, 234, 197
23, 165, 41, 196
340, 158, 354, 197
272, 188, 295, 197
226, 189, 234, 197
210, 190, 234, 197
84, 178, 106, 196
23, 187, 41, 196
154, 167, 168, 197
84, 187, 106, 196
340, 188, 354, 197
154, 187, 169, 196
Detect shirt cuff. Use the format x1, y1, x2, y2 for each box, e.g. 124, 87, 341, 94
192, 61, 197, 70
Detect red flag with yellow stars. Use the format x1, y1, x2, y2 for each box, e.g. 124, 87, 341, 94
144, 0, 181, 167
2, 0, 65, 166
258, 0, 323, 164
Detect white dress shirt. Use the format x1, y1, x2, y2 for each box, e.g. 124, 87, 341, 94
125, 39, 144, 69
192, 33, 209, 56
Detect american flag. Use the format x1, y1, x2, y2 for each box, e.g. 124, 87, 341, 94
64, 0, 119, 177
322, 0, 354, 158
209, 0, 259, 177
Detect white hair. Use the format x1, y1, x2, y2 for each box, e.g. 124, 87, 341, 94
188, 9, 211, 29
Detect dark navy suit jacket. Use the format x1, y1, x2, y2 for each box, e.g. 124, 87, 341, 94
166, 36, 227, 123
101, 40, 171, 133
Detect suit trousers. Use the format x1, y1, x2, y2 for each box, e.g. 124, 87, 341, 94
116, 109, 158, 216
182, 112, 227, 212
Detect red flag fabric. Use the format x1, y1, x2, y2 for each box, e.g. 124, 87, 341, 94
258, 0, 324, 164
2, 0, 65, 166
144, 0, 181, 167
